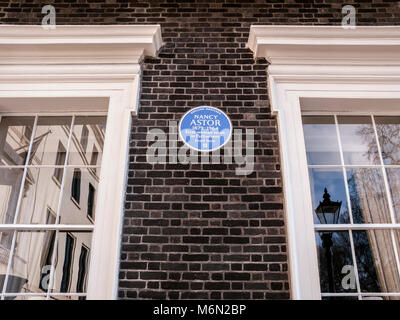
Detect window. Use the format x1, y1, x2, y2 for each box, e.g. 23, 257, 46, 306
87, 183, 95, 220
71, 169, 81, 205
248, 25, 400, 299
23, 125, 33, 142
76, 245, 89, 294
60, 233, 75, 292
0, 24, 162, 299
303, 115, 400, 299
90, 145, 99, 167
39, 210, 56, 291
80, 125, 89, 153
53, 142, 66, 184
0, 115, 105, 300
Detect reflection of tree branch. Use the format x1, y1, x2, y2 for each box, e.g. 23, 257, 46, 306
357, 124, 400, 165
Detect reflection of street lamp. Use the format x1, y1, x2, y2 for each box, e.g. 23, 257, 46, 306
315, 188, 342, 293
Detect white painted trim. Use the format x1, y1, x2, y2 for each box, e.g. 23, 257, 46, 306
0, 24, 163, 114
247, 25, 400, 300
247, 25, 400, 65
0, 25, 163, 300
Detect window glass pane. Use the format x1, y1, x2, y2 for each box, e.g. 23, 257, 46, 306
87, 184, 95, 221
315, 231, 355, 293
90, 145, 98, 166
3, 231, 54, 295
59, 168, 99, 225
5, 294, 47, 300
51, 232, 92, 294
60, 233, 75, 293
337, 116, 380, 165
361, 296, 395, 300
76, 245, 89, 293
49, 294, 85, 300
302, 116, 341, 165
17, 168, 61, 225
0, 168, 24, 226
80, 126, 89, 153
347, 168, 391, 224
0, 117, 35, 166
0, 231, 13, 292
375, 116, 400, 165
54, 142, 66, 184
29, 116, 72, 165
308, 168, 350, 224
322, 296, 359, 300
353, 230, 400, 294
386, 168, 400, 223
71, 169, 81, 205
68, 116, 106, 166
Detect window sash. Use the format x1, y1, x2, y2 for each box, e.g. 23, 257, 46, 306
0, 113, 103, 300
304, 113, 400, 299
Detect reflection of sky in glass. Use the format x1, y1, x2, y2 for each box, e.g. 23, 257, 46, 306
337, 116, 379, 165
309, 168, 349, 224
302, 116, 341, 165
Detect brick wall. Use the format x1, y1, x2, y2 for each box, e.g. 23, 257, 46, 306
2, 0, 400, 300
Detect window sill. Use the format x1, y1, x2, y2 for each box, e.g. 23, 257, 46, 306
70, 196, 81, 210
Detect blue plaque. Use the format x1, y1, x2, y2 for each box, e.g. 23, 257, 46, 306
179, 106, 232, 152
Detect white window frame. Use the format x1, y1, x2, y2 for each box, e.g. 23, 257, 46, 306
247, 25, 400, 299
0, 25, 162, 300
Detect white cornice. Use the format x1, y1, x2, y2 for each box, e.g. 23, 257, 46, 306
247, 25, 400, 66
0, 25, 163, 112
0, 25, 163, 65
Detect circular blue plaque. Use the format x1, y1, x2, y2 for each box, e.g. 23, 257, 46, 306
179, 106, 232, 152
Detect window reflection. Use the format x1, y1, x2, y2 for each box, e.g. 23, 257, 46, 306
59, 168, 98, 225
17, 167, 62, 225
52, 232, 92, 295
0, 168, 24, 227
0, 117, 35, 166
69, 116, 106, 166
302, 116, 341, 165
315, 231, 355, 294
3, 231, 52, 297
309, 168, 350, 224
347, 168, 391, 224
387, 168, 400, 223
0, 115, 106, 300
29, 117, 72, 165
375, 116, 400, 165
353, 230, 400, 298
337, 116, 380, 165
1, 231, 92, 299
305, 114, 400, 299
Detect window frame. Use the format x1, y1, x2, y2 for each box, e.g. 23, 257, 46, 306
53, 141, 67, 185
87, 183, 95, 221
60, 232, 76, 293
247, 25, 400, 299
71, 168, 82, 205
0, 24, 163, 300
80, 125, 89, 154
303, 112, 400, 299
76, 244, 90, 294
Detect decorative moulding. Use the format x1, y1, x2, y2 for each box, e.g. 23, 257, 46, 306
0, 25, 163, 113
247, 25, 400, 66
